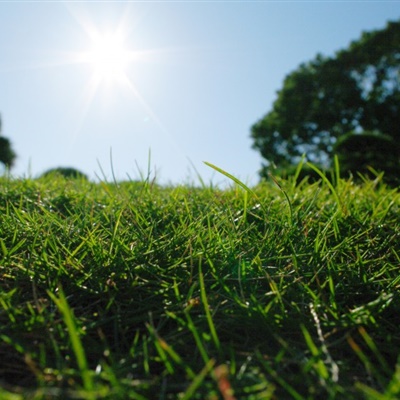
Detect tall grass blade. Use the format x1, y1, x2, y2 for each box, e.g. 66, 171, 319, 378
184, 311, 211, 364
333, 154, 341, 187
180, 358, 216, 400
199, 261, 221, 352
306, 162, 347, 216
268, 172, 294, 225
146, 323, 196, 379
291, 154, 306, 188
204, 161, 267, 216
47, 287, 94, 394
204, 161, 256, 197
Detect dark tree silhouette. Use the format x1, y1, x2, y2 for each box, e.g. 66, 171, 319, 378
251, 20, 400, 179
334, 131, 400, 184
0, 116, 16, 169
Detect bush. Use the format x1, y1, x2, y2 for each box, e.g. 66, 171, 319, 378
40, 167, 89, 180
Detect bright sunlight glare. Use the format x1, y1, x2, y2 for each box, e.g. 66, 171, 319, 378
62, 5, 186, 162
85, 31, 132, 84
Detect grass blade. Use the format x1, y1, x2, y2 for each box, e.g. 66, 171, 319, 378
306, 162, 347, 216
199, 261, 221, 352
47, 287, 94, 394
180, 359, 216, 400
204, 162, 254, 193
268, 172, 294, 225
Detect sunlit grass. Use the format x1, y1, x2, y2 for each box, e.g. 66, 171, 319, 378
0, 167, 399, 399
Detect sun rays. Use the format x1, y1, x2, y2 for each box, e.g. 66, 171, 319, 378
84, 31, 133, 85
63, 5, 165, 145
9, 4, 188, 163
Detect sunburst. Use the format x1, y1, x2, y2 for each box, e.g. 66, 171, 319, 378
84, 31, 132, 85
59, 5, 186, 159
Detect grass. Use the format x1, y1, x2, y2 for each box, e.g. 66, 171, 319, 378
0, 165, 399, 399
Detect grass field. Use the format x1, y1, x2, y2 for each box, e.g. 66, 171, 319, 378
0, 164, 399, 399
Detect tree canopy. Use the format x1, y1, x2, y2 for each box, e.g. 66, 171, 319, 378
0, 115, 16, 169
251, 20, 400, 178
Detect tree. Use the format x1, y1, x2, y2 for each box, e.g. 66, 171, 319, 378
334, 131, 400, 185
0, 115, 16, 169
251, 20, 400, 178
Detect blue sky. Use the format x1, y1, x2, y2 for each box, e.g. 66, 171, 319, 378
0, 1, 398, 185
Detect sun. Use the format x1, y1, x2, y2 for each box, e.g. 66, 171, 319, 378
64, 5, 182, 151
85, 31, 132, 84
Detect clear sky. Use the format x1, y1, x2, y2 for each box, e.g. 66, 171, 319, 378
0, 1, 398, 185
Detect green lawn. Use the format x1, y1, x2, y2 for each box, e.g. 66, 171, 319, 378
0, 167, 399, 399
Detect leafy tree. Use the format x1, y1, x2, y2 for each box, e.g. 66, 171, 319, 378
0, 115, 16, 169
251, 20, 400, 177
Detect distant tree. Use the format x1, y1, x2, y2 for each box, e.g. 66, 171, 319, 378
251, 20, 400, 178
0, 115, 16, 169
41, 167, 88, 180
334, 131, 400, 184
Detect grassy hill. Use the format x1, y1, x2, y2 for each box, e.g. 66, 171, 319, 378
0, 169, 399, 399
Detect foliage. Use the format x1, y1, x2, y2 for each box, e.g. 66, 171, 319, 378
251, 20, 400, 178
334, 131, 400, 185
0, 137, 16, 169
0, 170, 399, 399
40, 167, 89, 180
0, 116, 16, 169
